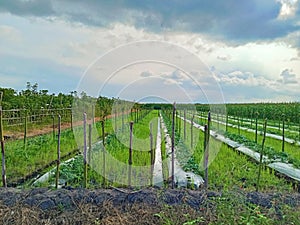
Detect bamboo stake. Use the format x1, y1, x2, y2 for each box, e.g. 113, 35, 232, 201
70, 109, 73, 130
55, 115, 61, 189
122, 108, 124, 130
282, 114, 285, 152
207, 111, 211, 143
255, 112, 258, 143
24, 109, 27, 147
217, 111, 220, 131
298, 113, 300, 142
92, 105, 95, 124
150, 122, 153, 186
171, 102, 176, 189
114, 108, 117, 131
256, 118, 267, 192
204, 124, 208, 190
226, 113, 228, 132
179, 111, 181, 136
191, 114, 194, 148
238, 116, 241, 135
52, 113, 55, 140
102, 119, 106, 187
204, 112, 211, 190
184, 109, 186, 141
88, 124, 92, 167
0, 106, 7, 188
83, 113, 87, 188
128, 121, 133, 187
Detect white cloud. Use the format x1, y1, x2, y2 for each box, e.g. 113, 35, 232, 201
277, 0, 298, 19
216, 70, 276, 87
0, 25, 21, 40
217, 54, 231, 61
161, 70, 190, 85
140, 71, 152, 77
278, 68, 298, 84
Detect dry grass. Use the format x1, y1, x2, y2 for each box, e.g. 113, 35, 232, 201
0, 201, 203, 225
0, 187, 299, 225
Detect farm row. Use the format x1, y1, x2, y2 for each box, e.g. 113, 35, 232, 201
161, 109, 298, 192
34, 108, 300, 192
0, 102, 299, 192
183, 110, 300, 169
0, 107, 148, 187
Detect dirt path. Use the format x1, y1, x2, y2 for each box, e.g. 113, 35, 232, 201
5, 111, 131, 141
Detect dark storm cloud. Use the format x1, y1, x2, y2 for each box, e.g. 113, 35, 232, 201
0, 0, 54, 16
0, 0, 299, 43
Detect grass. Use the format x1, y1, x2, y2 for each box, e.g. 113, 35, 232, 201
90, 110, 159, 187
33, 110, 160, 188
185, 112, 300, 168
162, 111, 294, 192
1, 112, 120, 186
3, 128, 77, 185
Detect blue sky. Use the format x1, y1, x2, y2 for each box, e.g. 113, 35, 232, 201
0, 0, 299, 103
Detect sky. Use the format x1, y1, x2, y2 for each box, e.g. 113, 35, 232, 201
0, 0, 299, 103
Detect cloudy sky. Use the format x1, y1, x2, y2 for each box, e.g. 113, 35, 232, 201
0, 0, 299, 103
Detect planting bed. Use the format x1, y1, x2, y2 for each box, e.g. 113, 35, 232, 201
177, 114, 300, 190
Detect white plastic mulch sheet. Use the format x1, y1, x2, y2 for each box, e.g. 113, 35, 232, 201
268, 162, 300, 182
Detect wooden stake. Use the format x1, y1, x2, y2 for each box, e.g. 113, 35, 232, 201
256, 119, 267, 192
0, 106, 7, 188
204, 124, 208, 190
55, 115, 61, 189
24, 109, 27, 147
171, 102, 176, 188
70, 109, 73, 130
83, 113, 87, 188
207, 111, 211, 143
150, 122, 153, 186
238, 116, 241, 135
255, 112, 258, 143
102, 119, 106, 187
184, 109, 186, 141
88, 124, 92, 167
52, 113, 55, 140
191, 114, 194, 148
128, 121, 133, 187
114, 108, 117, 131
282, 114, 285, 152
92, 105, 95, 124
226, 113, 228, 132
